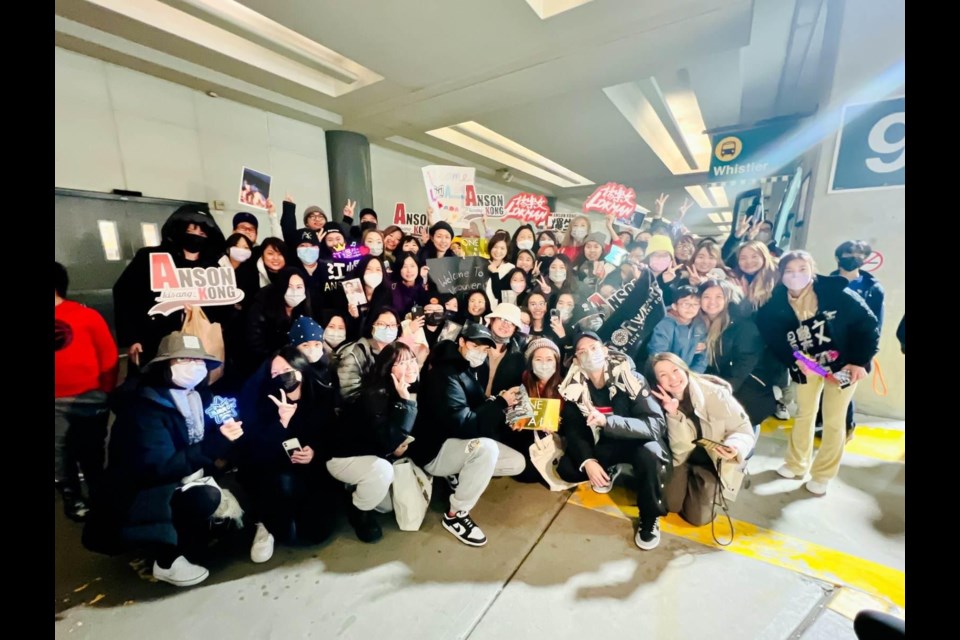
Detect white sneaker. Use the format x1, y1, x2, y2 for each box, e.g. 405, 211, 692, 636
591, 465, 622, 495
250, 523, 275, 563
774, 403, 790, 420
442, 511, 487, 547
152, 556, 209, 587
776, 465, 798, 479
635, 519, 661, 551
805, 480, 828, 496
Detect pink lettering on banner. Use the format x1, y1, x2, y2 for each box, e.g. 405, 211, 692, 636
503, 193, 551, 226
582, 182, 637, 220
147, 252, 244, 315
332, 246, 368, 261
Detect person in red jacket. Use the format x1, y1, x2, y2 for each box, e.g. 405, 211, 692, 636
55, 262, 118, 522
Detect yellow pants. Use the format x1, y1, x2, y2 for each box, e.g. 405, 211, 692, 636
784, 376, 859, 483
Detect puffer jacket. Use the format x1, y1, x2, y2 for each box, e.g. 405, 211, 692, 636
665, 374, 755, 467
335, 337, 381, 403
647, 313, 708, 373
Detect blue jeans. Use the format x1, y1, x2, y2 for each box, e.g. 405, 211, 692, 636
54, 390, 110, 497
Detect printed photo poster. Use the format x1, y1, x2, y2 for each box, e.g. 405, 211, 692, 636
239, 167, 271, 210
422, 165, 476, 229
148, 253, 245, 316
341, 278, 367, 308
583, 182, 637, 221
392, 202, 430, 238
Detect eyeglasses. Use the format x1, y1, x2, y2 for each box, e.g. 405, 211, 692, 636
306, 212, 325, 220
373, 323, 398, 330
677, 301, 700, 310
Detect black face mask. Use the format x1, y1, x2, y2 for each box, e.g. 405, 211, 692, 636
838, 256, 863, 272
360, 221, 377, 232
425, 312, 445, 327
181, 233, 207, 253
271, 371, 301, 394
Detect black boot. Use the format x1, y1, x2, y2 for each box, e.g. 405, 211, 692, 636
57, 483, 90, 523
347, 505, 382, 543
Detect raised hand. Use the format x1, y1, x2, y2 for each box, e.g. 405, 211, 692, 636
650, 385, 680, 416
267, 388, 297, 428
343, 198, 357, 220
678, 197, 693, 220
654, 193, 669, 217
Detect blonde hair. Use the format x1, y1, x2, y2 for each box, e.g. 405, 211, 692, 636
648, 352, 696, 398
734, 241, 778, 309
562, 215, 592, 247
688, 240, 735, 279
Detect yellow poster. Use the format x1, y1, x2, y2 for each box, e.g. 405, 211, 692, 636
515, 398, 560, 432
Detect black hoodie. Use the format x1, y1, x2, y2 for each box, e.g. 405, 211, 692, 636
112, 206, 227, 363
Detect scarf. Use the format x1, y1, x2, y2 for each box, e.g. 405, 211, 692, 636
788, 283, 819, 322
169, 389, 205, 444
558, 349, 644, 442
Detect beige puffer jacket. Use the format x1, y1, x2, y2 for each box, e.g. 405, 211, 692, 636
666, 374, 756, 467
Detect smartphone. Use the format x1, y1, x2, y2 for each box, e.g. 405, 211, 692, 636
693, 438, 727, 452
831, 369, 853, 389
282, 438, 303, 459
549, 308, 560, 320
411, 305, 425, 321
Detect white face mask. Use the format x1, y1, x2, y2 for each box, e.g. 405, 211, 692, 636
464, 347, 487, 368
229, 246, 252, 263
579, 347, 606, 373
364, 273, 383, 288
783, 272, 812, 292
373, 326, 398, 344
297, 246, 320, 265
755, 231, 772, 243
170, 362, 208, 389
549, 269, 566, 284
558, 307, 573, 323
324, 329, 346, 348
300, 346, 323, 363
532, 361, 556, 381
284, 289, 307, 308
570, 227, 588, 241
517, 239, 534, 251
511, 281, 527, 294
368, 243, 384, 257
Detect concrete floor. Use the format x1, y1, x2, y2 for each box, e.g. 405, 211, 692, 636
55, 415, 904, 640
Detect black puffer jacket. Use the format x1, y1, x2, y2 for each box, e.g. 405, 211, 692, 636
409, 340, 509, 466
756, 275, 880, 382
332, 384, 417, 459
705, 316, 784, 425
242, 286, 312, 377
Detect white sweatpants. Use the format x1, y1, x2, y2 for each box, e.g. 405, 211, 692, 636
326, 456, 395, 513
424, 438, 499, 514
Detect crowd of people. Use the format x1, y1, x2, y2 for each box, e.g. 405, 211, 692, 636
54, 192, 889, 589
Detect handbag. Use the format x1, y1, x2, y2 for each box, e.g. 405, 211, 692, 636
181, 306, 225, 384
529, 431, 577, 492
179, 474, 245, 527
391, 458, 432, 531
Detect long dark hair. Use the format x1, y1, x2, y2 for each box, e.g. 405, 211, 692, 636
508, 224, 537, 262
263, 268, 312, 324
260, 237, 291, 273
356, 254, 389, 297
391, 251, 421, 286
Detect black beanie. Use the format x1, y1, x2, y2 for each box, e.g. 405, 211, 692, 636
430, 221, 454, 238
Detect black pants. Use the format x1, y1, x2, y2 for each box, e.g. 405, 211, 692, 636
240, 465, 336, 545
557, 438, 668, 525
156, 485, 221, 567
54, 391, 110, 500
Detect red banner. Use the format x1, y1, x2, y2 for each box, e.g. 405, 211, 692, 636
503, 193, 551, 226
583, 182, 637, 220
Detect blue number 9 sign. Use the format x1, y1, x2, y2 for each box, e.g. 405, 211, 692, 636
829, 96, 905, 192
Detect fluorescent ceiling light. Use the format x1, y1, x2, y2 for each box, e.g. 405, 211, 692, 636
79, 0, 382, 97
717, 225, 731, 232
426, 121, 593, 189
684, 185, 712, 209
604, 77, 711, 176
708, 185, 729, 208
707, 210, 733, 224
524, 0, 596, 19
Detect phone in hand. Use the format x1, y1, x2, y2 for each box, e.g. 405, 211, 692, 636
282, 438, 303, 459
693, 438, 727, 452
411, 305, 425, 321
549, 308, 560, 321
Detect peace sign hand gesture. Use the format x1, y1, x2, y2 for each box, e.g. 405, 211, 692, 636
677, 197, 693, 220
650, 385, 680, 416
654, 193, 669, 217
268, 389, 297, 428
343, 199, 357, 220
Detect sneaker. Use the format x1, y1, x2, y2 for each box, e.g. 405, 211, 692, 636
348, 505, 383, 543
152, 556, 209, 587
635, 518, 661, 550
445, 475, 460, 491
776, 465, 797, 479
250, 523, 274, 563
805, 480, 828, 496
441, 511, 487, 547
774, 402, 790, 420
58, 485, 90, 523
814, 424, 824, 438
591, 465, 622, 495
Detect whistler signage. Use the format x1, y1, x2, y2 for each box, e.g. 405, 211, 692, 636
708, 121, 797, 182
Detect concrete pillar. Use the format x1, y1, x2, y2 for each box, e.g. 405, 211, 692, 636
325, 131, 374, 224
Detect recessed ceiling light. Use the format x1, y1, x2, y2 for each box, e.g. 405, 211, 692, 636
206, 90, 219, 98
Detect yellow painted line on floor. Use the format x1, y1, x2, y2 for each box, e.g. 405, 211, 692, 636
760, 419, 905, 463
828, 586, 905, 622
568, 484, 905, 609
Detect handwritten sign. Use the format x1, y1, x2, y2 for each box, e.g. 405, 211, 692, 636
426, 256, 488, 295
422, 165, 476, 229
148, 253, 245, 316
583, 182, 637, 220
503, 193, 551, 226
